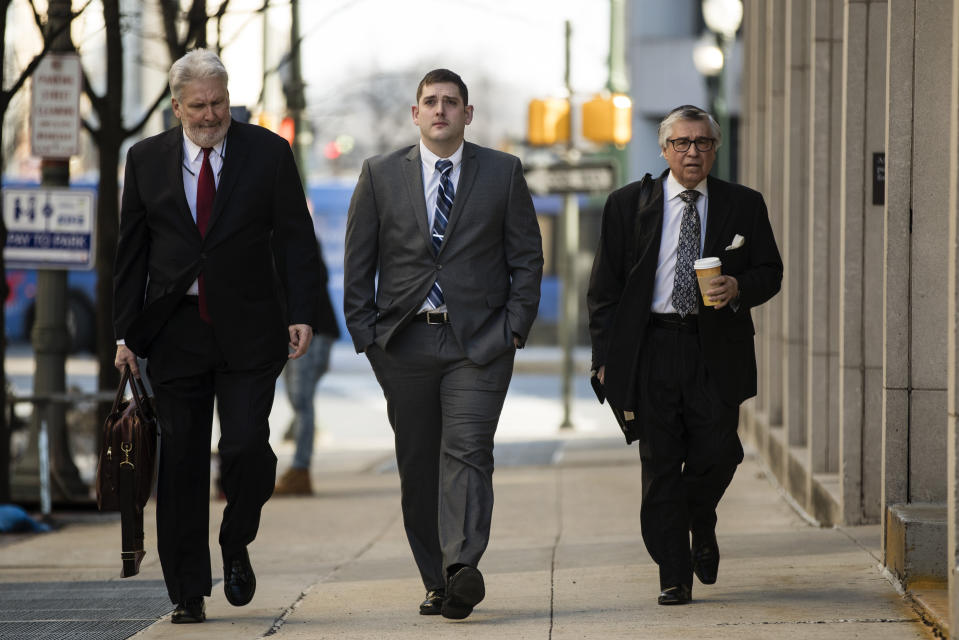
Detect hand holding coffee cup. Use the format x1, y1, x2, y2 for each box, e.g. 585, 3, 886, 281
694, 257, 723, 306
694, 258, 740, 308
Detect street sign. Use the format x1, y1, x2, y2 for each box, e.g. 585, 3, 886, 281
3, 187, 97, 269
30, 53, 82, 158
523, 162, 616, 196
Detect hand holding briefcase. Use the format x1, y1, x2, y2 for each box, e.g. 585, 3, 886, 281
96, 365, 158, 577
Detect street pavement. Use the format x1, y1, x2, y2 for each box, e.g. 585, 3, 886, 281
0, 344, 937, 639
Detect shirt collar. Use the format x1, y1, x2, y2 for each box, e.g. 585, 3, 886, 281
419, 140, 464, 173
665, 171, 707, 202
182, 130, 227, 163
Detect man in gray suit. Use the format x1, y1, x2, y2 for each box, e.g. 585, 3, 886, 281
344, 68, 543, 620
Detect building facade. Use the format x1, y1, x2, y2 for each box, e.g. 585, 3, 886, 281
738, 0, 959, 634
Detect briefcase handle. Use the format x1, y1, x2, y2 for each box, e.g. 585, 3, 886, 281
112, 365, 151, 416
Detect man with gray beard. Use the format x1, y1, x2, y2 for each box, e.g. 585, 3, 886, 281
113, 49, 322, 623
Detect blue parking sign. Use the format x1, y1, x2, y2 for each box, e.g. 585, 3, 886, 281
3, 186, 96, 269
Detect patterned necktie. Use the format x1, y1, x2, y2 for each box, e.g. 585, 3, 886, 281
426, 159, 454, 309
196, 147, 215, 323
671, 189, 701, 317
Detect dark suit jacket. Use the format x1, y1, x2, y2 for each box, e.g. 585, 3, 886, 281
113, 121, 322, 370
587, 171, 783, 440
343, 141, 543, 366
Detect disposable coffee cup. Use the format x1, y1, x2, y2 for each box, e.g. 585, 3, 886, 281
694, 257, 722, 306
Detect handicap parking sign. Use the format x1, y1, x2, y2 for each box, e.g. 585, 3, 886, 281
3, 186, 96, 269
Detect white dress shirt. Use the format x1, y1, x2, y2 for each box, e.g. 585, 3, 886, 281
417, 140, 464, 313
181, 133, 226, 294
650, 172, 708, 314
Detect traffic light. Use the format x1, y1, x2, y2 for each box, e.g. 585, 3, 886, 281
257, 111, 274, 130
582, 93, 632, 146
528, 98, 570, 146
277, 117, 295, 145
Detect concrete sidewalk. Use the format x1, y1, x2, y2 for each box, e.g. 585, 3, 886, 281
0, 437, 935, 639
0, 346, 937, 638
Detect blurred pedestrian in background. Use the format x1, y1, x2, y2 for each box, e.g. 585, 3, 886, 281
275, 238, 340, 496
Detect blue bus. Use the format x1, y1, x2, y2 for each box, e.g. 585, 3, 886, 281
5, 267, 97, 353
4, 180, 578, 352
307, 182, 567, 343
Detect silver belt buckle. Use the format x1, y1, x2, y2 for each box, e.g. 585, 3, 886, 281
426, 311, 447, 325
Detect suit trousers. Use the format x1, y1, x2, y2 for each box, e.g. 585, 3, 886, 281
637, 323, 744, 590
148, 298, 283, 604
365, 319, 515, 591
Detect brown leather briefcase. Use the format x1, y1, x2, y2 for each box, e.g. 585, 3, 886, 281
96, 366, 158, 577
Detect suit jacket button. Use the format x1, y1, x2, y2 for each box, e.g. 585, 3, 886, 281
436, 264, 442, 270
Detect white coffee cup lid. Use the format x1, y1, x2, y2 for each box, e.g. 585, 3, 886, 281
694, 257, 721, 270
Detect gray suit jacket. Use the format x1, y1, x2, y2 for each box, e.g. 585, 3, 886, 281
343, 141, 543, 366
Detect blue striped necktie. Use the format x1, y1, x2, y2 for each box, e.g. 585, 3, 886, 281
426, 159, 454, 308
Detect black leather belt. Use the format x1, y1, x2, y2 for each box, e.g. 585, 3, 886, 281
649, 312, 698, 332
421, 311, 450, 325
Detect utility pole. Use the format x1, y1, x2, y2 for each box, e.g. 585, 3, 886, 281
559, 20, 577, 430
607, 0, 629, 185
262, 0, 269, 118
288, 0, 308, 184
13, 0, 86, 503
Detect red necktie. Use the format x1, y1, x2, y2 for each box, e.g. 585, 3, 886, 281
196, 147, 214, 323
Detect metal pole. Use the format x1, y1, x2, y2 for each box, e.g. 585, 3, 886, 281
38, 416, 50, 516
12, 0, 86, 503
607, 0, 629, 186
607, 0, 629, 93
289, 0, 308, 184
262, 0, 269, 111
559, 20, 576, 430
716, 34, 733, 182
559, 193, 579, 431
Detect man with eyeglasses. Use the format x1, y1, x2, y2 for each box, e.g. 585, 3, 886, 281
587, 105, 783, 605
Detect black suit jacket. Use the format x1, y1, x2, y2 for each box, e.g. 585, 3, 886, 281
343, 142, 543, 366
308, 236, 341, 340
587, 171, 783, 440
114, 121, 322, 370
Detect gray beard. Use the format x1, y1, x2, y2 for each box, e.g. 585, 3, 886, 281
185, 121, 229, 148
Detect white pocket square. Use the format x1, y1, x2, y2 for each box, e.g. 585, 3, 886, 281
725, 234, 745, 250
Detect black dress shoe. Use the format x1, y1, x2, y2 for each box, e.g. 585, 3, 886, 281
171, 596, 205, 623
442, 566, 485, 620
223, 547, 256, 606
419, 589, 445, 615
691, 531, 720, 585
657, 584, 692, 605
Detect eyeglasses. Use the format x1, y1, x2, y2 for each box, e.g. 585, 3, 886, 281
666, 137, 716, 152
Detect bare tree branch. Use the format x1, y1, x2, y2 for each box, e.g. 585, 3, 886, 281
160, 0, 179, 55
28, 0, 43, 31
0, 0, 90, 111
213, 0, 230, 20
80, 65, 106, 120
81, 116, 99, 140
185, 0, 208, 48
122, 85, 170, 138
70, 0, 94, 20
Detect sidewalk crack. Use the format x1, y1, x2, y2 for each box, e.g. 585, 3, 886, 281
260, 508, 402, 637
715, 617, 920, 626
548, 466, 564, 640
